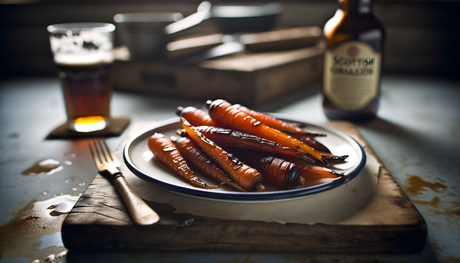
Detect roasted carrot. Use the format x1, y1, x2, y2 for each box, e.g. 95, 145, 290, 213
206, 99, 328, 166
178, 126, 322, 165
299, 136, 332, 154
181, 118, 265, 192
148, 133, 220, 189
173, 136, 246, 192
321, 152, 349, 163
176, 106, 218, 127
233, 104, 315, 135
234, 150, 305, 190
295, 162, 346, 181
233, 104, 333, 153
175, 104, 343, 163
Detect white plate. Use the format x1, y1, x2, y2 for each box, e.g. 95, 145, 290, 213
123, 115, 366, 202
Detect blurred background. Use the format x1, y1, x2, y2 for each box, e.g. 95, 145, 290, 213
1, 0, 459, 79
0, 2, 459, 261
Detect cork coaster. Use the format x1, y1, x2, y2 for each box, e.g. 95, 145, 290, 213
46, 117, 131, 139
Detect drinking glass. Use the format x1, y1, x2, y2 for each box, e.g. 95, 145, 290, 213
47, 23, 115, 133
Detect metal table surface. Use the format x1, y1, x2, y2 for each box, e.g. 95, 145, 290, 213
0, 75, 459, 263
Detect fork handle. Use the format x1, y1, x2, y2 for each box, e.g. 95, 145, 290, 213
112, 173, 160, 225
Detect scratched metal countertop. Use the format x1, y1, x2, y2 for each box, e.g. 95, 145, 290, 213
0, 75, 459, 263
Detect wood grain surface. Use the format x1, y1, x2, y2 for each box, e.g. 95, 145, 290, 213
61, 121, 427, 253
112, 41, 325, 107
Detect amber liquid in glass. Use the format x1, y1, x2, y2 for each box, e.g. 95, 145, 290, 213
58, 63, 112, 132
322, 0, 385, 122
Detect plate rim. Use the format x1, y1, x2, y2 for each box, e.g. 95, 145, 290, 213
123, 115, 366, 202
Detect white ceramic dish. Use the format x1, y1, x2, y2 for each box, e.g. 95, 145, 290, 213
123, 115, 366, 202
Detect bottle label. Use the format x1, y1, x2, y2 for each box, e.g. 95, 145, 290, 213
323, 41, 381, 111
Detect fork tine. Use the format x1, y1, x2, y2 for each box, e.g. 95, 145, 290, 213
100, 137, 115, 162
98, 139, 107, 163
99, 137, 121, 166
94, 139, 107, 163
88, 139, 100, 165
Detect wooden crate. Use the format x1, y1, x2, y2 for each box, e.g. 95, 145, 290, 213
112, 41, 325, 106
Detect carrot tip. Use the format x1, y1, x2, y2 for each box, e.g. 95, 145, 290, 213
175, 106, 184, 116
256, 182, 265, 192
175, 129, 183, 136
298, 176, 305, 186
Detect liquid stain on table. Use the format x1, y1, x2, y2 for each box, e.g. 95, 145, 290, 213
0, 195, 77, 262
22, 159, 63, 176
403, 175, 460, 223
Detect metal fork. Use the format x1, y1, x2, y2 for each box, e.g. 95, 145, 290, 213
88, 138, 160, 225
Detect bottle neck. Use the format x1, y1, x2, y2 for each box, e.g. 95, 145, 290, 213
339, 0, 372, 15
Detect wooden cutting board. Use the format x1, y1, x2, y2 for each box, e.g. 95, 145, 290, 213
61, 121, 427, 253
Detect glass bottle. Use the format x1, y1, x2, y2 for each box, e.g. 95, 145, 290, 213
322, 0, 385, 121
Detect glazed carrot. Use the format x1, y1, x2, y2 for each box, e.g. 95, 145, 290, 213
321, 152, 348, 163
206, 99, 328, 166
233, 104, 333, 153
148, 133, 220, 189
181, 118, 265, 192
176, 106, 218, 127
178, 126, 322, 165
299, 136, 332, 154
173, 136, 246, 192
233, 104, 315, 135
295, 162, 346, 181
235, 150, 305, 190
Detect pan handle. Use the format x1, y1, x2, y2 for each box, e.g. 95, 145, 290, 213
164, 1, 211, 35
